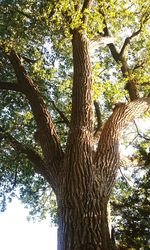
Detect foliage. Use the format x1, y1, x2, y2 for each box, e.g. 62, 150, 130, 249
110, 128, 150, 248
0, 0, 150, 247
111, 165, 150, 249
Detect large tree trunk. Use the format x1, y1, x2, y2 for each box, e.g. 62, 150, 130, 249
57, 176, 112, 250
54, 26, 150, 250
56, 29, 112, 250
1, 6, 150, 250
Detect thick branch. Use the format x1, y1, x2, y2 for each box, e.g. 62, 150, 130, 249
121, 57, 140, 100
70, 30, 93, 137
100, 11, 120, 62
95, 97, 150, 196
0, 81, 22, 92
7, 49, 63, 168
0, 128, 51, 183
100, 11, 139, 100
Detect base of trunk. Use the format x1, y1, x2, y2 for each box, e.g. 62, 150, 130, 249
57, 196, 112, 250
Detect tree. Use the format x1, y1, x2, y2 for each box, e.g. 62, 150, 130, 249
0, 1, 150, 249
111, 165, 150, 249
111, 135, 150, 249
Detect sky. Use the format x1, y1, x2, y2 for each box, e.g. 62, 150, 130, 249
0, 198, 57, 250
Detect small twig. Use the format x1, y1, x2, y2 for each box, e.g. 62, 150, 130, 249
119, 167, 133, 187
21, 55, 39, 64
128, 134, 139, 146
16, 9, 33, 19
139, 82, 150, 86
133, 61, 145, 71
134, 121, 150, 141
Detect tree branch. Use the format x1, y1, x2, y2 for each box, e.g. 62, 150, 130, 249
82, 0, 92, 12
99, 10, 120, 62
0, 81, 22, 92
139, 81, 150, 86
51, 100, 70, 126
120, 10, 150, 56
4, 49, 64, 173
99, 10, 140, 100
16, 9, 33, 19
137, 146, 150, 166
134, 121, 150, 141
120, 9, 150, 56
21, 55, 39, 64
120, 147, 150, 168
69, 30, 93, 138
133, 61, 145, 71
81, 0, 93, 24
119, 154, 149, 168
95, 97, 150, 196
120, 25, 142, 56
0, 128, 52, 184
121, 57, 140, 100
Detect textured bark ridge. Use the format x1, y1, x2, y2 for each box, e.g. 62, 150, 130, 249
57, 190, 111, 250
56, 30, 150, 250
56, 99, 150, 250
1, 3, 150, 249
1, 41, 150, 250
1, 35, 150, 250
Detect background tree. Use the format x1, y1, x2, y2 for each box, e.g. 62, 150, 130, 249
111, 156, 150, 249
0, 1, 150, 250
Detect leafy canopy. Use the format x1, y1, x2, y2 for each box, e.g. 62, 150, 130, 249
0, 0, 150, 231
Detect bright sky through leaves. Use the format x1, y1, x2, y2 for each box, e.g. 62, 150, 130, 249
0, 198, 57, 250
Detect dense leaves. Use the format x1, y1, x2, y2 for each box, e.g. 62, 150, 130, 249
0, 0, 150, 248
111, 166, 150, 249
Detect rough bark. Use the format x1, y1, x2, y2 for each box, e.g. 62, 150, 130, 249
95, 98, 150, 196
9, 50, 63, 163
57, 189, 112, 250
56, 100, 150, 250
1, 7, 150, 250
1, 46, 150, 250
52, 28, 111, 249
